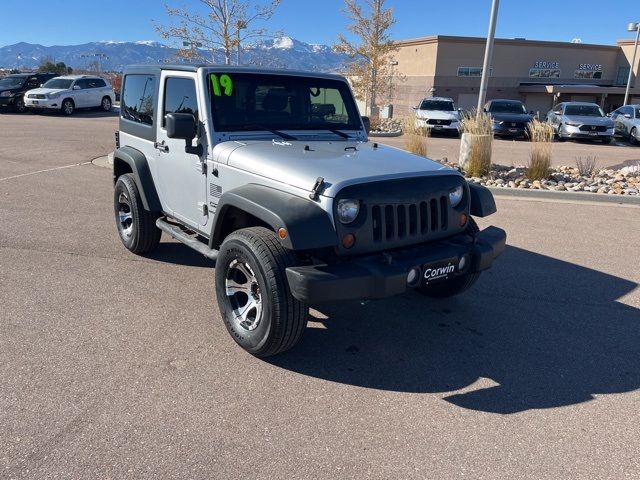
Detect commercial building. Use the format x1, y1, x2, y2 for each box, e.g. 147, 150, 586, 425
388, 35, 640, 116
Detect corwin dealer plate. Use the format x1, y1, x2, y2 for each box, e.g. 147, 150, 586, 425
422, 259, 456, 285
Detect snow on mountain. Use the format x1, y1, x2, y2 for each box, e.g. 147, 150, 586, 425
0, 37, 349, 73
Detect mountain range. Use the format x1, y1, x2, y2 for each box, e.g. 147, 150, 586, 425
0, 37, 349, 72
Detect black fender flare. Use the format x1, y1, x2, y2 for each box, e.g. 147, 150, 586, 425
112, 146, 162, 212
210, 184, 337, 250
468, 183, 497, 217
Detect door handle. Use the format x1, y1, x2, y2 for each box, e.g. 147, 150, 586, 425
154, 141, 169, 153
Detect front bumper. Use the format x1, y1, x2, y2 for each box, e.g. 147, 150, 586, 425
24, 97, 60, 109
561, 125, 613, 139
416, 119, 460, 132
492, 124, 526, 137
286, 225, 506, 303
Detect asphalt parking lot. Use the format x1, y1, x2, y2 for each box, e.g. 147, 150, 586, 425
1, 112, 639, 479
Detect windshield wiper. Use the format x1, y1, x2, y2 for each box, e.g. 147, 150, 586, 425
325, 128, 352, 139
246, 124, 297, 141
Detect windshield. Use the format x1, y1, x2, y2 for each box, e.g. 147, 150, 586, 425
209, 72, 362, 133
43, 78, 73, 90
419, 100, 454, 111
489, 102, 526, 114
0, 76, 27, 89
564, 104, 604, 117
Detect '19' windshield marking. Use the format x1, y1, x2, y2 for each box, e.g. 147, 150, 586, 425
211, 74, 233, 96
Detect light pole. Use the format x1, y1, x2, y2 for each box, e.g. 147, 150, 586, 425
95, 53, 109, 74
623, 21, 639, 106
388, 59, 398, 103
476, 0, 500, 114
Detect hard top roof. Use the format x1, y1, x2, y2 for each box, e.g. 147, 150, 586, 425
122, 64, 346, 81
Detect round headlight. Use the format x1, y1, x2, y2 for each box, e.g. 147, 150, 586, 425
336, 199, 360, 224
449, 185, 464, 207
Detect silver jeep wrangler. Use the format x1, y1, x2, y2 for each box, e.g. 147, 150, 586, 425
112, 65, 506, 357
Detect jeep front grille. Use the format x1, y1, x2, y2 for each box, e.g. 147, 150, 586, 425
371, 197, 448, 243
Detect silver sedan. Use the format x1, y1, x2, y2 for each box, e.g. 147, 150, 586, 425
546, 102, 614, 144
610, 105, 640, 145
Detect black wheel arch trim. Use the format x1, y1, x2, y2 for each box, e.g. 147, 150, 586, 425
209, 184, 337, 250
468, 183, 497, 217
112, 146, 162, 212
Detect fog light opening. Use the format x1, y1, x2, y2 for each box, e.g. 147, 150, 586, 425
407, 267, 421, 286
342, 233, 356, 249
458, 255, 470, 272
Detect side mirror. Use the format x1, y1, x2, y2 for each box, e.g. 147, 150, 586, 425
361, 116, 371, 134
412, 106, 418, 110
482, 108, 488, 113
165, 112, 202, 155
73, 85, 81, 90
553, 110, 562, 115
40, 83, 44, 87
624, 113, 632, 119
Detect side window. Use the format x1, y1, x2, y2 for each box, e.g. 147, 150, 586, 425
121, 74, 155, 126
26, 77, 39, 89
163, 77, 198, 127
75, 80, 89, 90
309, 87, 350, 125
93, 79, 107, 88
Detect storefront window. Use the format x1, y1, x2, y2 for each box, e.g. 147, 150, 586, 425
615, 66, 630, 86
457, 66, 492, 77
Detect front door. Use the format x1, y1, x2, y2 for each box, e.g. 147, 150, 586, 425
155, 72, 208, 231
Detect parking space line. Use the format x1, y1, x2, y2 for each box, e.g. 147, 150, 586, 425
0, 161, 93, 182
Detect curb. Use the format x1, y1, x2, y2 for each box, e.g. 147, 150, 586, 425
487, 185, 640, 205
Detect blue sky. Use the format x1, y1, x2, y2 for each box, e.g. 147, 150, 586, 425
1, 0, 638, 47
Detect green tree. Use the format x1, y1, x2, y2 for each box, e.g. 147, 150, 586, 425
334, 0, 397, 116
38, 61, 73, 75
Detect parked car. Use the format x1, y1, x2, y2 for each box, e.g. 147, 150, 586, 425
484, 99, 533, 138
546, 102, 614, 143
610, 104, 640, 145
24, 75, 115, 115
112, 65, 506, 357
413, 97, 461, 136
0, 73, 57, 113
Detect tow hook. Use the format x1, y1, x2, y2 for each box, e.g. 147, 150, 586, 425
309, 177, 325, 201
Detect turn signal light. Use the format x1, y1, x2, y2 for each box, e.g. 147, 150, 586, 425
278, 228, 288, 240
342, 233, 356, 249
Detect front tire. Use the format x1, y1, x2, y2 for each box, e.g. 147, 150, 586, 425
557, 124, 566, 142
113, 173, 161, 254
215, 227, 309, 357
14, 96, 26, 113
630, 127, 638, 145
416, 218, 481, 298
61, 98, 74, 115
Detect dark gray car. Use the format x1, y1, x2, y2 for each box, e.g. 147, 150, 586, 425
546, 102, 614, 143
484, 99, 533, 139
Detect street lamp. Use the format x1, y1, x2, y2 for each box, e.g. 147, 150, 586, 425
624, 21, 639, 106
477, 0, 500, 114
236, 21, 247, 66
388, 59, 398, 103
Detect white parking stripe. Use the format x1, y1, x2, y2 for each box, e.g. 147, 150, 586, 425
0, 161, 92, 182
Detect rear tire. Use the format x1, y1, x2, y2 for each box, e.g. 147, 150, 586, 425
101, 96, 112, 112
113, 173, 161, 254
416, 218, 481, 298
215, 227, 309, 357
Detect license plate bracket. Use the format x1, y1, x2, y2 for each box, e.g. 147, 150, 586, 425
421, 258, 457, 286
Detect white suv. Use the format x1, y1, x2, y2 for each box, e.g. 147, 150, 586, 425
24, 75, 115, 115
414, 96, 461, 136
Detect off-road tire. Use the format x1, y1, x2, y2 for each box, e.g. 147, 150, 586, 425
113, 173, 161, 254
416, 217, 482, 298
61, 98, 74, 116
215, 227, 308, 357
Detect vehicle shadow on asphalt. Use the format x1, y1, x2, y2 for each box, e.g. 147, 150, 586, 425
269, 246, 640, 414
143, 242, 215, 268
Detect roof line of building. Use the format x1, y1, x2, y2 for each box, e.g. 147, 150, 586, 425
394, 34, 626, 50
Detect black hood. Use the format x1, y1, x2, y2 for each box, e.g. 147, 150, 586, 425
490, 112, 533, 123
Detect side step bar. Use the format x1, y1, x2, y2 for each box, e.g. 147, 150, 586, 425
156, 218, 218, 261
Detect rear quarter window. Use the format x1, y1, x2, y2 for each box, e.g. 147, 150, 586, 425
121, 74, 155, 126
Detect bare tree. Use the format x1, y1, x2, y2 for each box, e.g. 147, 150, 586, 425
334, 0, 397, 116
155, 0, 282, 65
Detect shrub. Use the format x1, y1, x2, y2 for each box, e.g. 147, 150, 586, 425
460, 111, 492, 177
403, 118, 428, 157
575, 155, 597, 177
526, 120, 554, 181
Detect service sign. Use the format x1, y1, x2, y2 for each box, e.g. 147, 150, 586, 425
577, 63, 603, 71
533, 61, 560, 69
